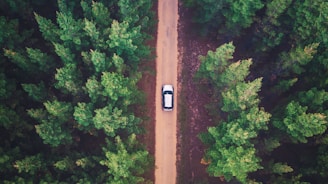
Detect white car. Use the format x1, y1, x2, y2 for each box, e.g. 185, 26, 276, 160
162, 85, 174, 111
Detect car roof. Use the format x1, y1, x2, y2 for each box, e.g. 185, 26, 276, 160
164, 93, 173, 108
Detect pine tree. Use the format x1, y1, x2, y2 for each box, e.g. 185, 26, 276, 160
221, 78, 262, 112
218, 59, 252, 88
101, 72, 139, 106
255, 0, 292, 51
55, 63, 83, 95
34, 13, 59, 42
26, 47, 55, 72
85, 76, 105, 103
93, 105, 139, 137
195, 42, 235, 86
56, 11, 84, 46
100, 134, 151, 184
22, 82, 48, 102
273, 101, 327, 143
204, 145, 262, 183
107, 20, 144, 64
271, 162, 293, 175
13, 154, 44, 175
278, 43, 319, 75
53, 43, 75, 65
90, 49, 110, 73
73, 102, 94, 127
35, 118, 72, 147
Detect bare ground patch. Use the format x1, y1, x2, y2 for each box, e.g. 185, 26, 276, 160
177, 3, 227, 184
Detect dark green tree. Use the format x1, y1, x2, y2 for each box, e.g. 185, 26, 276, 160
22, 82, 48, 102
183, 0, 263, 36
13, 154, 45, 175
273, 101, 327, 143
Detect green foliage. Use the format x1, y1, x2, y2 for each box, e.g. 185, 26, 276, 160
107, 20, 147, 63
54, 157, 75, 171
197, 43, 270, 183
85, 77, 105, 103
73, 102, 93, 127
75, 157, 95, 169
298, 88, 328, 112
271, 174, 310, 184
0, 17, 29, 49
55, 63, 83, 95
273, 101, 327, 143
56, 11, 83, 45
3, 49, 34, 72
31, 100, 73, 147
100, 134, 150, 184
90, 1, 111, 27
4, 47, 56, 73
271, 162, 293, 175
255, 0, 292, 50
219, 59, 252, 88
279, 43, 319, 75
0, 73, 16, 99
83, 18, 100, 41
184, 0, 263, 35
263, 138, 280, 153
44, 100, 73, 122
53, 42, 75, 65
211, 107, 270, 147
0, 147, 20, 173
265, 0, 292, 26
93, 105, 139, 137
13, 154, 44, 174
0, 105, 32, 138
118, 0, 152, 28
35, 118, 72, 147
26, 47, 55, 72
22, 82, 48, 102
221, 78, 262, 112
187, 0, 328, 183
222, 0, 264, 35
90, 49, 110, 73
101, 72, 139, 106
53, 43, 75, 64
27, 108, 47, 122
288, 0, 328, 46
34, 13, 59, 42
195, 42, 235, 85
272, 78, 298, 95
1, 0, 154, 182
112, 53, 125, 74
205, 145, 262, 183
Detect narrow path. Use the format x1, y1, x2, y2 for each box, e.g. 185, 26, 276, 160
155, 0, 178, 183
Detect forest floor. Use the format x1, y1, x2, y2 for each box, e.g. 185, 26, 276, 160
176, 3, 228, 184
136, 2, 157, 183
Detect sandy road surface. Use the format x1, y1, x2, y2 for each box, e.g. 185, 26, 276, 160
155, 0, 178, 183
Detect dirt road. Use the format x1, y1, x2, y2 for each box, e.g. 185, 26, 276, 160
155, 0, 178, 183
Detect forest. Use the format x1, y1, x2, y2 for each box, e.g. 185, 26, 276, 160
0, 0, 155, 183
184, 0, 328, 183
2, 0, 328, 183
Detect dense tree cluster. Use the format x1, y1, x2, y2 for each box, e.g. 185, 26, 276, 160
196, 43, 271, 183
0, 0, 154, 183
189, 0, 328, 183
